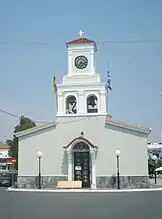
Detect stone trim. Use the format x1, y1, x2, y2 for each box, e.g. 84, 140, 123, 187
16, 175, 150, 189
96, 176, 150, 189
16, 175, 68, 189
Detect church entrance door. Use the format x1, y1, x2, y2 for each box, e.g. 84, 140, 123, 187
73, 142, 90, 188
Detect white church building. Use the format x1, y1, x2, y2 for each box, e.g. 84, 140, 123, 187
15, 31, 151, 189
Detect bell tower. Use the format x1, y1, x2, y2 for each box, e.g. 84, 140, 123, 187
66, 30, 96, 76
56, 31, 108, 117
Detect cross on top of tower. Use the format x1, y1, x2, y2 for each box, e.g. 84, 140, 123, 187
78, 30, 84, 38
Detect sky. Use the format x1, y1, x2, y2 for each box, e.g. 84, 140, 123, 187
0, 0, 162, 143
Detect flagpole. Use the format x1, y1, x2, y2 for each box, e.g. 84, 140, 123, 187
56, 92, 58, 113
106, 61, 112, 114
53, 73, 58, 114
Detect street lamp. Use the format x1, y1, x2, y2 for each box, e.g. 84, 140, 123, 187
152, 154, 157, 184
116, 149, 120, 189
37, 151, 42, 189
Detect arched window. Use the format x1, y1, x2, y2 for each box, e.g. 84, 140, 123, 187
72, 141, 90, 152
66, 95, 77, 114
87, 95, 98, 113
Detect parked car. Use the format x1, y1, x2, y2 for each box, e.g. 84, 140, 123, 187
0, 172, 12, 187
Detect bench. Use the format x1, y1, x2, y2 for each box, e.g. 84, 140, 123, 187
56, 180, 82, 189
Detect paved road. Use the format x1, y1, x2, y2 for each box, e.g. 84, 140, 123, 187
1, 187, 162, 219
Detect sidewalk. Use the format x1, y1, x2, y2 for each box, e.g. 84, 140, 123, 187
7, 187, 162, 193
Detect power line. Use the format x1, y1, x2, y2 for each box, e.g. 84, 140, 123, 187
101, 39, 162, 44
0, 39, 162, 46
0, 109, 50, 124
0, 108, 91, 125
0, 109, 19, 118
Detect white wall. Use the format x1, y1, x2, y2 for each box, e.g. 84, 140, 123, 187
57, 83, 107, 117
18, 116, 149, 177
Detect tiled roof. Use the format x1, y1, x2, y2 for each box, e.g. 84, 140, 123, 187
0, 144, 9, 149
66, 37, 97, 49
105, 116, 151, 133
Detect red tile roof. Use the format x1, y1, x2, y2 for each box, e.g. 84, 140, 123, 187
0, 144, 9, 149
66, 37, 97, 50
105, 116, 151, 133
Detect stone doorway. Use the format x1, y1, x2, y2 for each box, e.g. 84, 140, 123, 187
73, 142, 90, 188
63, 136, 98, 189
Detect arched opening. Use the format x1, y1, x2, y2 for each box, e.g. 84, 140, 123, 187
72, 141, 90, 152
66, 95, 77, 114
72, 141, 90, 188
87, 95, 98, 113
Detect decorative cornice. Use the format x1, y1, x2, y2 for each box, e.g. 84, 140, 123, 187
63, 136, 98, 149
58, 83, 106, 90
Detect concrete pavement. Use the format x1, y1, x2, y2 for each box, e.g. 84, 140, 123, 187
1, 187, 162, 219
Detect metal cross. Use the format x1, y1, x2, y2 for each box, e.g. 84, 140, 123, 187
78, 30, 84, 38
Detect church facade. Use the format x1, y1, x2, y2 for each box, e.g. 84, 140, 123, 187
15, 31, 151, 189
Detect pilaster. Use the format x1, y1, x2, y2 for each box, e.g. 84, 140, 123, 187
100, 90, 107, 114
78, 90, 84, 113
90, 50, 95, 74
67, 151, 72, 180
68, 51, 72, 76
90, 150, 96, 189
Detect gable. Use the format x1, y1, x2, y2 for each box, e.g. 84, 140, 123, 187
105, 116, 151, 136
14, 115, 151, 139
14, 122, 56, 138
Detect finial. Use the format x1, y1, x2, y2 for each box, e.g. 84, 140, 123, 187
78, 30, 84, 38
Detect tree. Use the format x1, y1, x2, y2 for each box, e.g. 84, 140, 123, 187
148, 158, 155, 175
148, 156, 162, 175
6, 116, 36, 169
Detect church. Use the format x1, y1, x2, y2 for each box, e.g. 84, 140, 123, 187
15, 31, 151, 189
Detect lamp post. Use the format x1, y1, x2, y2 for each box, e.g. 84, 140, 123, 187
116, 149, 120, 189
37, 151, 42, 189
11, 157, 16, 187
152, 154, 157, 184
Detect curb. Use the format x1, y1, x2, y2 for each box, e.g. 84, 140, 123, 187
7, 187, 162, 193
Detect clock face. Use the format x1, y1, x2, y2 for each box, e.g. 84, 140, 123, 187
75, 56, 88, 69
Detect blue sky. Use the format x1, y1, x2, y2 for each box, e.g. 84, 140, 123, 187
0, 0, 162, 142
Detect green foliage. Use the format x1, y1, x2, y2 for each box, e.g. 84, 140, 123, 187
148, 158, 155, 175
6, 116, 36, 169
148, 156, 162, 175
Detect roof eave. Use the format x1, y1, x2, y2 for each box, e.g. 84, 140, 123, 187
66, 40, 97, 51
14, 122, 56, 138
106, 120, 151, 135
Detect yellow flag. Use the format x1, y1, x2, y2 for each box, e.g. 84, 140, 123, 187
53, 73, 57, 95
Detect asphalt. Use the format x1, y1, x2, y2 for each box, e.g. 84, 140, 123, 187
1, 187, 162, 219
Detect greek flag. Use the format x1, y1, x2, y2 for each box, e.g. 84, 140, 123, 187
106, 70, 112, 90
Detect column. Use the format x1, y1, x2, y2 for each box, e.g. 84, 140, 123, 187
78, 91, 84, 114
100, 90, 107, 114
57, 93, 63, 116
67, 151, 72, 181
91, 150, 96, 189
